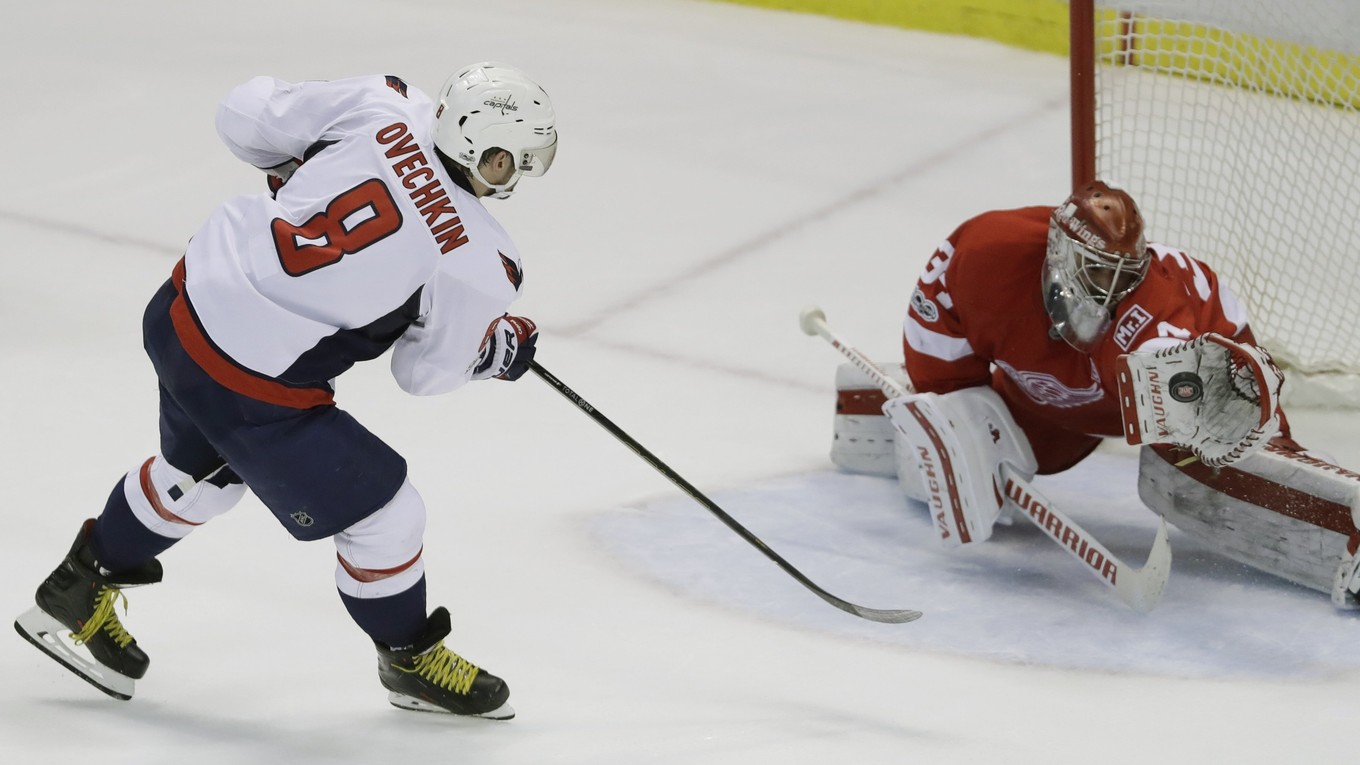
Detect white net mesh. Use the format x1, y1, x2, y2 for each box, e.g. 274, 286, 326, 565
1091, 0, 1360, 402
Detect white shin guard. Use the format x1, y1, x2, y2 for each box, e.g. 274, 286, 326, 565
887, 387, 1037, 545
123, 456, 246, 539
334, 478, 427, 599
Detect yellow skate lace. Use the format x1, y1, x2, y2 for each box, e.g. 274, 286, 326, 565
399, 642, 480, 695
71, 586, 134, 649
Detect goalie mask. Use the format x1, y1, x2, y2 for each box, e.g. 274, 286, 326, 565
1043, 181, 1149, 352
434, 62, 558, 199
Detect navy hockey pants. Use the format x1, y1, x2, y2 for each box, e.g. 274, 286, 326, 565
140, 278, 408, 541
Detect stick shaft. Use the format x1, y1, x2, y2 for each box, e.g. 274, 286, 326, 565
530, 360, 922, 624
804, 315, 912, 398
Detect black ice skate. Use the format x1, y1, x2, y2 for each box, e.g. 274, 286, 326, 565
375, 606, 514, 719
14, 519, 163, 700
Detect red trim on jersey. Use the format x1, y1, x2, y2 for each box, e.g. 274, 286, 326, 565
337, 548, 424, 583
139, 457, 202, 526
1150, 445, 1354, 535
169, 258, 335, 409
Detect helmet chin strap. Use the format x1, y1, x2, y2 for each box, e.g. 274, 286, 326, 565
470, 165, 520, 199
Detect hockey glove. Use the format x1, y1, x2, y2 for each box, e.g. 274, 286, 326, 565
1115, 333, 1284, 467
472, 314, 538, 381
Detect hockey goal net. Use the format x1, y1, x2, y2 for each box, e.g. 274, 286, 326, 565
1070, 0, 1360, 405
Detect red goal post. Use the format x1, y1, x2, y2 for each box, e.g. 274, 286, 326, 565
1070, 0, 1360, 406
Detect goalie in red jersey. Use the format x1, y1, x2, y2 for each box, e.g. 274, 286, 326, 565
832, 181, 1360, 608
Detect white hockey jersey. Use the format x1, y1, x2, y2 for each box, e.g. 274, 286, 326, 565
178, 74, 523, 404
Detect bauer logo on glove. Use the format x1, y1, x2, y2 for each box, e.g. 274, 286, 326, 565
472, 314, 538, 381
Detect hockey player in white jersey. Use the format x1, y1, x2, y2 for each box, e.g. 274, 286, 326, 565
13, 63, 557, 718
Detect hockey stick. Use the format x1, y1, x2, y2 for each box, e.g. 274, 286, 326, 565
530, 360, 922, 624
799, 306, 1172, 611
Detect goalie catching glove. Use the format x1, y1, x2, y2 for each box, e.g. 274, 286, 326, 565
1116, 333, 1283, 467
472, 314, 538, 381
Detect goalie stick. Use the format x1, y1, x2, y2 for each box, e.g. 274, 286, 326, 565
529, 360, 922, 624
800, 306, 1172, 611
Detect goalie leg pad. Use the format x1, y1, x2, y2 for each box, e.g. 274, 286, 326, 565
1139, 442, 1360, 599
885, 387, 1038, 546
893, 432, 927, 501
830, 361, 909, 477
1333, 543, 1360, 610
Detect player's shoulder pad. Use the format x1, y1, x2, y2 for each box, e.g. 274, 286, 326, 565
954, 207, 1050, 259
435, 203, 525, 299
945, 206, 1050, 289
1145, 243, 1220, 302
360, 74, 434, 116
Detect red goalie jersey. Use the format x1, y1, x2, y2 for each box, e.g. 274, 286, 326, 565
903, 205, 1272, 474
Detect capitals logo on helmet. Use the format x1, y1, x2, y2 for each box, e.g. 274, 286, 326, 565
434, 62, 558, 199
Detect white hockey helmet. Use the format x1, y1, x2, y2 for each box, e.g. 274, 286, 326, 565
434, 62, 557, 199
1042, 181, 1149, 352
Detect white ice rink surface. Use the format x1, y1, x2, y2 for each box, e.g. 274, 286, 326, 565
4, 1, 1358, 763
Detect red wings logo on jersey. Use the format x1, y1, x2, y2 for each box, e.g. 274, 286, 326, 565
996, 359, 1105, 409
499, 252, 523, 289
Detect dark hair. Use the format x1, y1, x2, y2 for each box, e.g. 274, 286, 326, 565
477, 147, 509, 169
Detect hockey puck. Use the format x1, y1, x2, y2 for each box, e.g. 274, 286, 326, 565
1168, 372, 1203, 403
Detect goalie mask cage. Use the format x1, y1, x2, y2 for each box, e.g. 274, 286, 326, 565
1070, 0, 1360, 406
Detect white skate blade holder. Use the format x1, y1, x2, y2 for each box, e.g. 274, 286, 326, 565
13, 606, 137, 700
